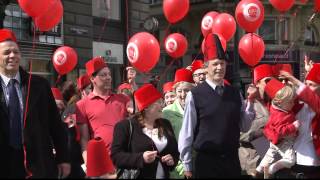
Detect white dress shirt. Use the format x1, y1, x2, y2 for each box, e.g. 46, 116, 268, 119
0, 72, 24, 120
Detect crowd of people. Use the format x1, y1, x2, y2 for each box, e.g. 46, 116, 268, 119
1, 28, 320, 179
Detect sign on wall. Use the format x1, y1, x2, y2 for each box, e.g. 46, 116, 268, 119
93, 42, 123, 64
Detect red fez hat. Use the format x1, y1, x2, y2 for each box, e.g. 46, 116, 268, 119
272, 64, 293, 76
174, 68, 194, 84
264, 78, 285, 99
77, 74, 90, 90
86, 137, 115, 177
306, 63, 320, 85
85, 56, 107, 77
163, 81, 174, 94
253, 64, 273, 84
203, 33, 227, 62
117, 83, 132, 92
134, 84, 162, 112
191, 60, 204, 73
0, 29, 17, 43
51, 88, 63, 101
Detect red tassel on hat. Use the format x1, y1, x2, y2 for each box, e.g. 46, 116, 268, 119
85, 57, 107, 77
264, 78, 285, 99
134, 84, 162, 112
253, 64, 274, 84
0, 29, 17, 43
51, 87, 63, 101
86, 137, 115, 177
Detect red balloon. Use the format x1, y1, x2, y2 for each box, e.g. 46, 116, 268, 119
165, 33, 188, 58
52, 46, 78, 75
315, 0, 320, 12
126, 32, 160, 73
34, 0, 63, 32
201, 33, 227, 54
235, 0, 264, 33
212, 13, 236, 42
201, 11, 219, 37
238, 33, 265, 67
269, 0, 294, 12
18, 0, 55, 17
163, 0, 189, 24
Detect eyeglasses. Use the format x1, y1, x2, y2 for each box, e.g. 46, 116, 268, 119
193, 73, 206, 77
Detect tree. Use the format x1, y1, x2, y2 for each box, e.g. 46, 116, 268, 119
0, 0, 10, 28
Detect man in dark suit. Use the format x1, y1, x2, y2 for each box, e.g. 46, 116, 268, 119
0, 29, 70, 178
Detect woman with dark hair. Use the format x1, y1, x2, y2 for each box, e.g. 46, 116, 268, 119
111, 84, 179, 179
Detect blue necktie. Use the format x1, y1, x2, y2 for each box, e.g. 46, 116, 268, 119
8, 79, 22, 149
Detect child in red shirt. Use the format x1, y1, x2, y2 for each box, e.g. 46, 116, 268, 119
256, 79, 300, 176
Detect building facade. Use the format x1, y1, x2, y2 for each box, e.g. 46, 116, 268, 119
1, 0, 319, 91
2, 0, 128, 89
129, 0, 320, 92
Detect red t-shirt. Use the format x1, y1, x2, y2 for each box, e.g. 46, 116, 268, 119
76, 92, 130, 148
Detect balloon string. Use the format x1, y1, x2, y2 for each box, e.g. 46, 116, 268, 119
250, 33, 254, 66
125, 0, 130, 41
23, 25, 36, 179
159, 59, 175, 82
55, 75, 62, 87
98, 0, 109, 42
162, 23, 171, 46
272, 11, 316, 64
189, 47, 204, 66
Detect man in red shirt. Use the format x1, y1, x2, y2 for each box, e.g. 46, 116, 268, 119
75, 57, 130, 169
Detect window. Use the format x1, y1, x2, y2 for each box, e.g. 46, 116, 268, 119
278, 18, 289, 44
4, 4, 62, 45
259, 17, 289, 44
92, 0, 121, 20
259, 19, 276, 43
4, 4, 30, 41
304, 26, 319, 46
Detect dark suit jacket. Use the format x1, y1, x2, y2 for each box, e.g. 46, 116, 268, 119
0, 68, 69, 178
111, 117, 179, 179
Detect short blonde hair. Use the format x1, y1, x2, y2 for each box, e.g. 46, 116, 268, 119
272, 86, 295, 107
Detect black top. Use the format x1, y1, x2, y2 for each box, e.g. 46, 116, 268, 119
192, 81, 242, 154
111, 117, 179, 179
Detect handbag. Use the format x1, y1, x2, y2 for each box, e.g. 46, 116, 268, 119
117, 119, 140, 179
